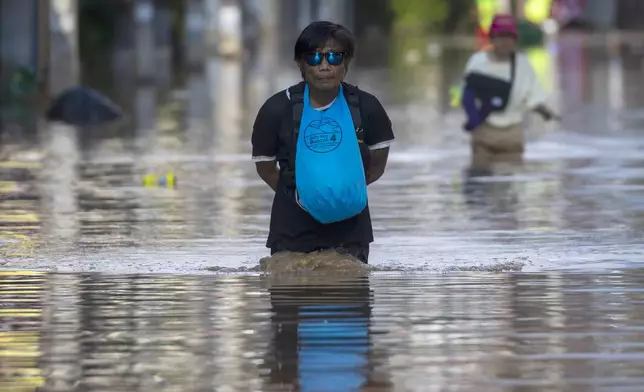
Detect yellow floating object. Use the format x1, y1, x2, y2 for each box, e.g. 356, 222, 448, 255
449, 85, 463, 108
142, 172, 176, 188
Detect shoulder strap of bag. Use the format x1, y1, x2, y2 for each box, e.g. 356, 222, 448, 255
510, 52, 516, 84
289, 81, 306, 141
342, 83, 364, 143
287, 82, 306, 179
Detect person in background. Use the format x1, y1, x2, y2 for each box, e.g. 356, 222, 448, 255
461, 13, 558, 170
251, 21, 395, 264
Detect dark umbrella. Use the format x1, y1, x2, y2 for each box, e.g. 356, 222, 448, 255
46, 86, 124, 127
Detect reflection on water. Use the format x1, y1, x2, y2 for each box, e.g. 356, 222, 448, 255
3, 270, 644, 390
39, 123, 80, 244
0, 271, 46, 392
1, 37, 644, 272
265, 274, 380, 391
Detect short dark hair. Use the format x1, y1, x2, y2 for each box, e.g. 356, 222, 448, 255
293, 21, 355, 61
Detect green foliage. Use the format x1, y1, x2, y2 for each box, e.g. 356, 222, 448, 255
78, 0, 121, 57
517, 19, 544, 48
387, 0, 477, 101
1, 66, 40, 127
6, 67, 39, 99
389, 0, 449, 32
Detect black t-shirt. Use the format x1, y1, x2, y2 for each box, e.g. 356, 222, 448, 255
251, 85, 395, 253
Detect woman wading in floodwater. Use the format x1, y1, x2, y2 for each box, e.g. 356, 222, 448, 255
251, 21, 395, 264
461, 14, 558, 171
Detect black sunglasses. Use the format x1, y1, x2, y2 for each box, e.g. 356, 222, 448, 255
304, 51, 346, 66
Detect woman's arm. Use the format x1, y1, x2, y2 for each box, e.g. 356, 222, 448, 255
524, 58, 559, 121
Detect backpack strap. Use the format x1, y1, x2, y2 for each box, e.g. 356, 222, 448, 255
290, 83, 305, 138
283, 82, 305, 186
342, 83, 370, 176
342, 82, 364, 143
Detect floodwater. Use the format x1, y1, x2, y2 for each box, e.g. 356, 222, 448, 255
1, 36, 643, 273
2, 33, 644, 390
4, 270, 644, 391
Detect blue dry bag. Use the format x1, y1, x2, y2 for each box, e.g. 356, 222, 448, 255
295, 85, 368, 224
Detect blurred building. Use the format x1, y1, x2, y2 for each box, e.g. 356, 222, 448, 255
545, 0, 644, 31
0, 0, 46, 138
0, 1, 41, 76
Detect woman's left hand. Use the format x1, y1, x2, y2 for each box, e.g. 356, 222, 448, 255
535, 105, 560, 122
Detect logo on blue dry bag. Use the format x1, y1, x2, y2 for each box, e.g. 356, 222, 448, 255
303, 117, 343, 153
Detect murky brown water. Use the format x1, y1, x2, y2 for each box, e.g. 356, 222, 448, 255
1, 37, 644, 273
3, 269, 644, 391
2, 34, 644, 390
